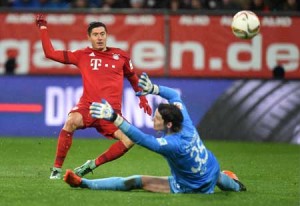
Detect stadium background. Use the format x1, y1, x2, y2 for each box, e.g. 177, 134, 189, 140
0, 1, 300, 206
0, 0, 299, 144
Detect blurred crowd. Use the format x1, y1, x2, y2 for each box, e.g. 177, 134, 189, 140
0, 0, 299, 11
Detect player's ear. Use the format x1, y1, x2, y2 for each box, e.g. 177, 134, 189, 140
166, 122, 172, 129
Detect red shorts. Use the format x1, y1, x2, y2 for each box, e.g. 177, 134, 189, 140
70, 102, 122, 139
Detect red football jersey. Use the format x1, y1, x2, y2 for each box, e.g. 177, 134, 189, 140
40, 29, 140, 111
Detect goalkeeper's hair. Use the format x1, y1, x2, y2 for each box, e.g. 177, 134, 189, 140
88, 22, 107, 36
158, 104, 183, 133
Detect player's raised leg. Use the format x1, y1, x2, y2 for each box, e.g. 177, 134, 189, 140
74, 129, 134, 177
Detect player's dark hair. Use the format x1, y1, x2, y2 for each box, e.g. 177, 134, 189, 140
87, 22, 107, 36
158, 104, 183, 133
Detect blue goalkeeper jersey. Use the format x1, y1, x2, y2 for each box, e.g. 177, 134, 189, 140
119, 86, 220, 192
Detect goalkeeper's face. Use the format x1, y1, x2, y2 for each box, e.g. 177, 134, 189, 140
153, 109, 165, 131
88, 27, 107, 51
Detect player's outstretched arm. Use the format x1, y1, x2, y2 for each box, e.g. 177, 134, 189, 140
90, 99, 164, 152
136, 72, 159, 96
90, 99, 124, 127
90, 99, 139, 141
137, 72, 182, 103
137, 73, 194, 129
35, 14, 57, 61
35, 14, 76, 64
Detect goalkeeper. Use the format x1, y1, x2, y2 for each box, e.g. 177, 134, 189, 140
64, 73, 246, 194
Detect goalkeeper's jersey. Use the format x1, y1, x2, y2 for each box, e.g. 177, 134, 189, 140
120, 86, 220, 192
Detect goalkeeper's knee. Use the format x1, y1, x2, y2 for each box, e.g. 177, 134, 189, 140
123, 175, 142, 190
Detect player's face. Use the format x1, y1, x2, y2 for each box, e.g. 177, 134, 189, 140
88, 27, 107, 51
153, 109, 165, 131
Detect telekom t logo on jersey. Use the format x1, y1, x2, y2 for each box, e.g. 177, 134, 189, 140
90, 58, 117, 70
90, 59, 101, 70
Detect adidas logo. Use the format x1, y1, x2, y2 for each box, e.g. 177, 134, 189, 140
89, 52, 95, 57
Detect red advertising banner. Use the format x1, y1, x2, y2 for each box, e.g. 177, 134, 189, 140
169, 15, 300, 78
0, 13, 299, 78
0, 13, 165, 76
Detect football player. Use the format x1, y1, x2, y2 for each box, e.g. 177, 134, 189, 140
36, 14, 152, 179
64, 73, 246, 194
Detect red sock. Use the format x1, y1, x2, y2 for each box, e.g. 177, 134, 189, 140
54, 129, 73, 168
95, 141, 129, 167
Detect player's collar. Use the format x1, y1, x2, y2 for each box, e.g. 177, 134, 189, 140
87, 47, 110, 52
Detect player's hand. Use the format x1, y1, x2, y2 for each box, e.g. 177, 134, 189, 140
90, 99, 116, 121
36, 14, 47, 28
138, 96, 152, 116
136, 72, 159, 96
90, 100, 124, 126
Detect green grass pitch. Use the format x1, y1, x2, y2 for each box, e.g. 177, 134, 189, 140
0, 137, 299, 206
